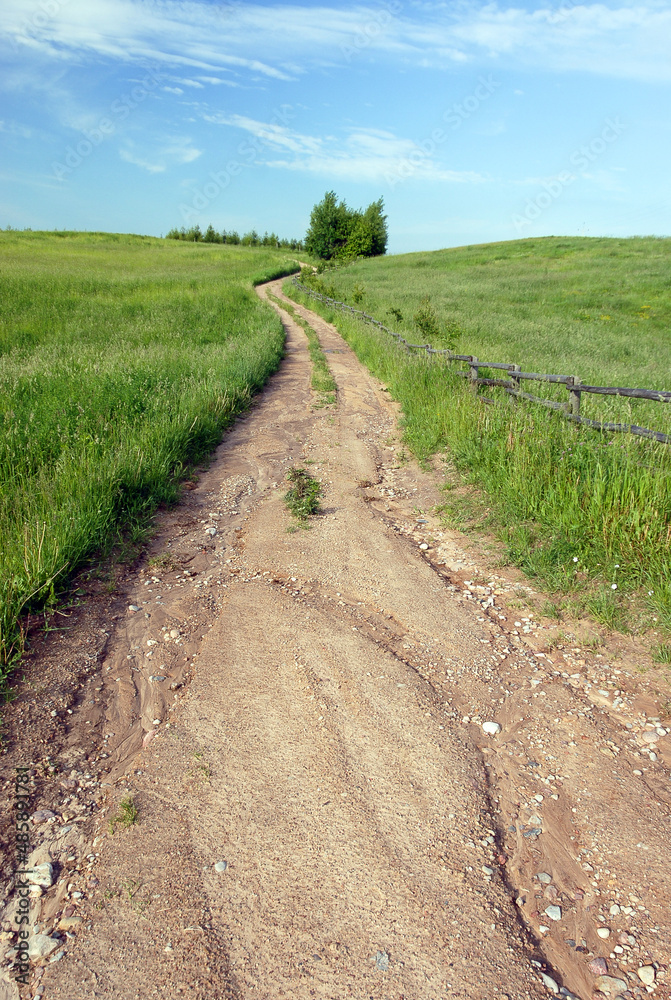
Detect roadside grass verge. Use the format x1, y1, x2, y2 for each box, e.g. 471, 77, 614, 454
286, 257, 671, 639
0, 231, 297, 676
268, 293, 336, 406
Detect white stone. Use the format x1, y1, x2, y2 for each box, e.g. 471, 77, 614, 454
29, 934, 60, 961
544, 905, 561, 921
482, 721, 501, 736
27, 863, 54, 888
637, 967, 655, 986
597, 927, 611, 939
594, 976, 628, 995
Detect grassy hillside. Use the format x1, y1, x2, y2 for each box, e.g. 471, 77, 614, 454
0, 231, 297, 674
287, 236, 671, 642
308, 235, 671, 431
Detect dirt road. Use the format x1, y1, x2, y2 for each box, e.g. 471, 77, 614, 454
1, 280, 670, 1000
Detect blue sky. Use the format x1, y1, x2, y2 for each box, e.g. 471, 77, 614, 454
1, 0, 670, 252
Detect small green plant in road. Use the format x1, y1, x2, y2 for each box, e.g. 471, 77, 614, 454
121, 878, 151, 913
284, 466, 322, 524
109, 795, 138, 834
193, 750, 211, 781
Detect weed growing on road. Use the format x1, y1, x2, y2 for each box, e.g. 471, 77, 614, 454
284, 466, 322, 524
109, 795, 138, 833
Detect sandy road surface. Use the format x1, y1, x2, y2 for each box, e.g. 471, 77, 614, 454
1, 280, 670, 1000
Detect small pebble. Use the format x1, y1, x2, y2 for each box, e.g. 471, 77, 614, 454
594, 975, 627, 994
540, 972, 558, 993
637, 967, 655, 986
544, 905, 561, 921
214, 861, 228, 873
537, 872, 552, 884
128, 605, 140, 613
372, 950, 389, 971
482, 721, 501, 736
597, 927, 611, 939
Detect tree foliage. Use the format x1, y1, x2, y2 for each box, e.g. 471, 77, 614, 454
166, 225, 303, 249
304, 192, 387, 261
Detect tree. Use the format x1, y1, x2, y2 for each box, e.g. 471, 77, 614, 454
304, 191, 388, 260
337, 216, 373, 260
304, 191, 351, 260
362, 197, 388, 256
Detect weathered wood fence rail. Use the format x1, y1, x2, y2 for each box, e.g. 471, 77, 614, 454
292, 278, 671, 446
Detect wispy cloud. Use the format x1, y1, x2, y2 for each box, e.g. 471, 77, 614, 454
119, 135, 202, 173
1, 0, 669, 84
214, 114, 488, 183
0, 119, 32, 138
203, 113, 323, 154
119, 148, 165, 173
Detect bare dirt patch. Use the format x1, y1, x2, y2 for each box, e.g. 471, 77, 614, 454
0, 279, 669, 1000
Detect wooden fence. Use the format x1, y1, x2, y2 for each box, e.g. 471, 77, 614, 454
292, 278, 671, 446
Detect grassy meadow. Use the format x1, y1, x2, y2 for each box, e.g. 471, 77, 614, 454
0, 230, 297, 674
287, 236, 671, 639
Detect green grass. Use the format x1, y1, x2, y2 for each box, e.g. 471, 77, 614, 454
302, 235, 671, 431
0, 230, 298, 675
285, 236, 671, 637
109, 795, 139, 833
284, 466, 322, 524
267, 293, 337, 406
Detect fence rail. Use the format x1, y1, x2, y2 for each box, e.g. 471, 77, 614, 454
291, 278, 671, 446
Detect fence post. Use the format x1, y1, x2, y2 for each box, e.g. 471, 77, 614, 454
469, 357, 479, 394
567, 377, 582, 418
510, 364, 521, 402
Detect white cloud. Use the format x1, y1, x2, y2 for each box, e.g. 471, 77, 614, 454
215, 114, 488, 184
119, 135, 202, 172
1, 0, 669, 84
203, 113, 323, 154
162, 86, 183, 94
0, 119, 32, 138
197, 76, 237, 86
119, 148, 165, 173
